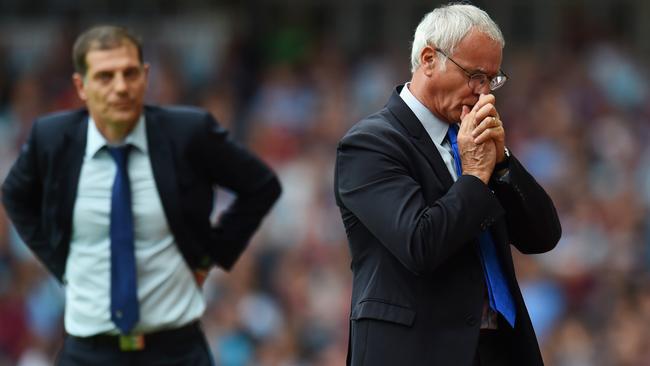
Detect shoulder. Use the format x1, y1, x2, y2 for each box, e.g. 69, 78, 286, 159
144, 105, 229, 148
28, 109, 88, 145
339, 108, 409, 149
34, 108, 88, 131
145, 105, 214, 126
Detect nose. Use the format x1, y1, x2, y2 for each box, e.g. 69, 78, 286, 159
113, 73, 128, 93
474, 82, 491, 95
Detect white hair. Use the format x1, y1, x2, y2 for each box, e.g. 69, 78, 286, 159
410, 3, 505, 73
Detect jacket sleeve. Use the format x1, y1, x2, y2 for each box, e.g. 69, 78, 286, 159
192, 113, 281, 270
2, 120, 53, 269
336, 128, 505, 275
489, 153, 562, 254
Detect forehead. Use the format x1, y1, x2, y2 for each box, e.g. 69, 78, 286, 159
85, 44, 141, 73
451, 29, 502, 75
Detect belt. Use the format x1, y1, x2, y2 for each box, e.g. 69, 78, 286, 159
67, 321, 202, 351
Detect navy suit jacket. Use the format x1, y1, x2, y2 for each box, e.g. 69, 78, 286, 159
335, 87, 561, 366
2, 105, 281, 281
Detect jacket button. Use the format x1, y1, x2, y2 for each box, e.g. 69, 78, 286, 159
466, 315, 477, 326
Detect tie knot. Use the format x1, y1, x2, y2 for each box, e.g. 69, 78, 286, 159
446, 123, 459, 141
107, 145, 131, 168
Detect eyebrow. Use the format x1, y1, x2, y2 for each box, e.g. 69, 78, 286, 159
452, 57, 493, 76
468, 67, 499, 78
95, 70, 114, 77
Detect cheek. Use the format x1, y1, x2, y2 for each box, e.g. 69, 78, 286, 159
84, 92, 101, 107
454, 89, 475, 109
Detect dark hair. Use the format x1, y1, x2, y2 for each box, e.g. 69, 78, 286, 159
72, 25, 143, 76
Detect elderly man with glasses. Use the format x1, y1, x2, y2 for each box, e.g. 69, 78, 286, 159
335, 4, 561, 366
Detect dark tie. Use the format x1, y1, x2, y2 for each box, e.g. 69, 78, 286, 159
446, 124, 516, 327
107, 145, 139, 334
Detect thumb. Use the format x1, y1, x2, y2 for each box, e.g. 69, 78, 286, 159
460, 105, 470, 122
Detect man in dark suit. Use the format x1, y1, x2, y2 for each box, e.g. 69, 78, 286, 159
335, 4, 561, 365
1, 25, 281, 365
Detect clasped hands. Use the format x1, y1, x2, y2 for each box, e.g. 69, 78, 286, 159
457, 94, 506, 184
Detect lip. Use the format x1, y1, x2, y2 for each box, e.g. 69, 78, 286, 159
110, 101, 134, 109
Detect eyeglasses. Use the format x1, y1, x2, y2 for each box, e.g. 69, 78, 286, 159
435, 48, 508, 91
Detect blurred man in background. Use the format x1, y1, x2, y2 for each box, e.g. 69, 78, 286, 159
1, 25, 281, 365
335, 4, 561, 365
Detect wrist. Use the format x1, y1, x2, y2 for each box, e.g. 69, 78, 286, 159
463, 171, 491, 185
494, 147, 511, 173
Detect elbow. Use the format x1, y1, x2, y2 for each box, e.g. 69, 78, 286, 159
271, 175, 282, 200
402, 231, 444, 276
255, 174, 282, 209
517, 219, 562, 255
546, 218, 562, 251
266, 175, 282, 206
540, 214, 562, 253
400, 257, 430, 277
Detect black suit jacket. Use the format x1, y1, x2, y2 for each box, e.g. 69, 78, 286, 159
335, 87, 561, 366
2, 105, 281, 282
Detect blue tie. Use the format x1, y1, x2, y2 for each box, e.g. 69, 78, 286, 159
107, 145, 139, 334
446, 124, 516, 327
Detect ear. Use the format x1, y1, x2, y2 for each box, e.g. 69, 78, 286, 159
142, 63, 150, 85
72, 73, 87, 101
420, 46, 437, 76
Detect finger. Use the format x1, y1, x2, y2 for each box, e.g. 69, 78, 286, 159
459, 105, 474, 133
472, 115, 500, 137
460, 105, 470, 121
472, 93, 496, 114
474, 103, 498, 123
194, 270, 209, 287
474, 126, 504, 144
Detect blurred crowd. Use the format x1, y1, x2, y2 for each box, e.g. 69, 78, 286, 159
1, 13, 650, 366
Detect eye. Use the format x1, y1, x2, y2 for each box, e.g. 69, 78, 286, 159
95, 71, 113, 83
123, 67, 141, 80
470, 74, 488, 85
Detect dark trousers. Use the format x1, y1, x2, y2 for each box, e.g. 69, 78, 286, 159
56, 322, 214, 366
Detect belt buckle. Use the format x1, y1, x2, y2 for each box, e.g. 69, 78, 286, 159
119, 334, 145, 351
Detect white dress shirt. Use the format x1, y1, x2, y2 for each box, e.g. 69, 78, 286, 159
65, 115, 205, 336
399, 83, 457, 180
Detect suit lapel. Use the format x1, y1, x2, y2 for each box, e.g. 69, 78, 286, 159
386, 86, 454, 189
144, 107, 184, 239
57, 112, 88, 247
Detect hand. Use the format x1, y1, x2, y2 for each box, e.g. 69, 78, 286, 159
457, 95, 497, 184
470, 94, 506, 163
193, 269, 210, 288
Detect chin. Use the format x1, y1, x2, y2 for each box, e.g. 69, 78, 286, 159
112, 110, 140, 124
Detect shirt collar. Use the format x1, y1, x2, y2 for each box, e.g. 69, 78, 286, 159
86, 114, 148, 158
399, 82, 449, 145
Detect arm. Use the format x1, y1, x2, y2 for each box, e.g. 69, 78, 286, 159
490, 154, 562, 254
1, 121, 53, 269
468, 94, 561, 254
194, 114, 281, 270
336, 127, 504, 275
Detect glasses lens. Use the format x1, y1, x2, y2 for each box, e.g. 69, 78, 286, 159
468, 74, 488, 90
490, 75, 507, 91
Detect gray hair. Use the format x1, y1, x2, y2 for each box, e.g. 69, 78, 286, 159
410, 3, 505, 73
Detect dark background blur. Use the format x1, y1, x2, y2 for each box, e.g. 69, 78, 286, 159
1, 1, 650, 365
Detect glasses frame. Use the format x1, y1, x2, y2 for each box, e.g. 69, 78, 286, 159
434, 48, 508, 91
